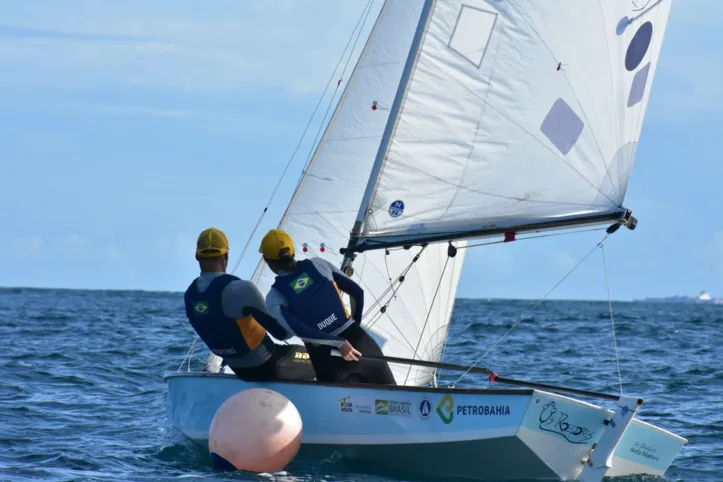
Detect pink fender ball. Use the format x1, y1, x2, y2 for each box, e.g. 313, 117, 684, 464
208, 388, 303, 473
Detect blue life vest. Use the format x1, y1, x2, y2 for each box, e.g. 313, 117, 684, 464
272, 259, 351, 335
184, 274, 275, 363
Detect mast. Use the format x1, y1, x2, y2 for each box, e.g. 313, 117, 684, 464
341, 0, 435, 273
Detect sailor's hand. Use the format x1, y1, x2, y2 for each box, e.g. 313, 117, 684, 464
339, 341, 362, 361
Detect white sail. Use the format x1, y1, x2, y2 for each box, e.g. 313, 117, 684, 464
242, 0, 467, 386
356, 0, 672, 246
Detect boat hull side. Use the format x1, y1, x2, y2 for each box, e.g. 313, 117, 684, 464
166, 374, 686, 480
298, 437, 558, 480
608, 418, 688, 477
167, 374, 532, 444
517, 391, 687, 480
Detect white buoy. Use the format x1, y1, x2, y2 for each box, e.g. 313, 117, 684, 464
209, 388, 303, 473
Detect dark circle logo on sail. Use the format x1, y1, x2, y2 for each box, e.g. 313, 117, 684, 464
625, 21, 653, 71
388, 200, 405, 218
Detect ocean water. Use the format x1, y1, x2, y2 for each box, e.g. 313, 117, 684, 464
0, 287, 720, 482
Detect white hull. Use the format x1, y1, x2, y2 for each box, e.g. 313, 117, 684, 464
165, 373, 686, 480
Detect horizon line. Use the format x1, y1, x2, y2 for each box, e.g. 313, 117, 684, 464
0, 284, 653, 302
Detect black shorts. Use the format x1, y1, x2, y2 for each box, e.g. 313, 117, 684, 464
305, 323, 397, 386
227, 344, 316, 382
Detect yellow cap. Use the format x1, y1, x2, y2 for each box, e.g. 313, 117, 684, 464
259, 229, 294, 260
196, 227, 229, 258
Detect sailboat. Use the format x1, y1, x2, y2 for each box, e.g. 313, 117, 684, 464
165, 0, 687, 479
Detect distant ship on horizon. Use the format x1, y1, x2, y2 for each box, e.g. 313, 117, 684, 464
637, 290, 723, 304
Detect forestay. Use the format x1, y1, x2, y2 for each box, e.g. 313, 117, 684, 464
240, 0, 467, 387
355, 0, 672, 248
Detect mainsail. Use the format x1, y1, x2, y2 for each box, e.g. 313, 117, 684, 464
351, 0, 672, 250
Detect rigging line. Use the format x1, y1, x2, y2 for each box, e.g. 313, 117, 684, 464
432, 252, 465, 379
357, 251, 368, 282
302, 0, 374, 177
362, 307, 384, 328
350, 252, 404, 318
362, 246, 427, 320
230, 211, 269, 275
355, 272, 387, 321
363, 278, 404, 323
403, 254, 451, 385
377, 310, 418, 355
299, 0, 375, 174
409, 246, 431, 317
364, 289, 419, 354
384, 250, 393, 284
458, 227, 607, 250
178, 335, 199, 372
435, 321, 453, 382
202, 2, 375, 358
450, 233, 610, 388
364, 260, 419, 326
364, 273, 411, 332
600, 241, 624, 396
266, 4, 385, 276
361, 258, 421, 355
229, 0, 374, 276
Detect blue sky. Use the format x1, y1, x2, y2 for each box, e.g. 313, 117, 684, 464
1, 0, 721, 300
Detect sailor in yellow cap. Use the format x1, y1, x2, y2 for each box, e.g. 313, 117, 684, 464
259, 228, 396, 385
183, 227, 315, 382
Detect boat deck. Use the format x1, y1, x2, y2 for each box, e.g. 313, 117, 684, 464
164, 371, 536, 396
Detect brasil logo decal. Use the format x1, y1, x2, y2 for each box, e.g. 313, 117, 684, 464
193, 301, 209, 315
290, 273, 313, 294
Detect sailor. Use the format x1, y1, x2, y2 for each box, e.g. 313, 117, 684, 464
184, 227, 315, 382
259, 229, 396, 385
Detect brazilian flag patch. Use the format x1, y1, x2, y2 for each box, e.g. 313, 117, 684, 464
290, 273, 313, 294
193, 301, 209, 315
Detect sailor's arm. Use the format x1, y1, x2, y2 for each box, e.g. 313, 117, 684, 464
221, 280, 292, 340
265, 288, 346, 347
316, 258, 364, 322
